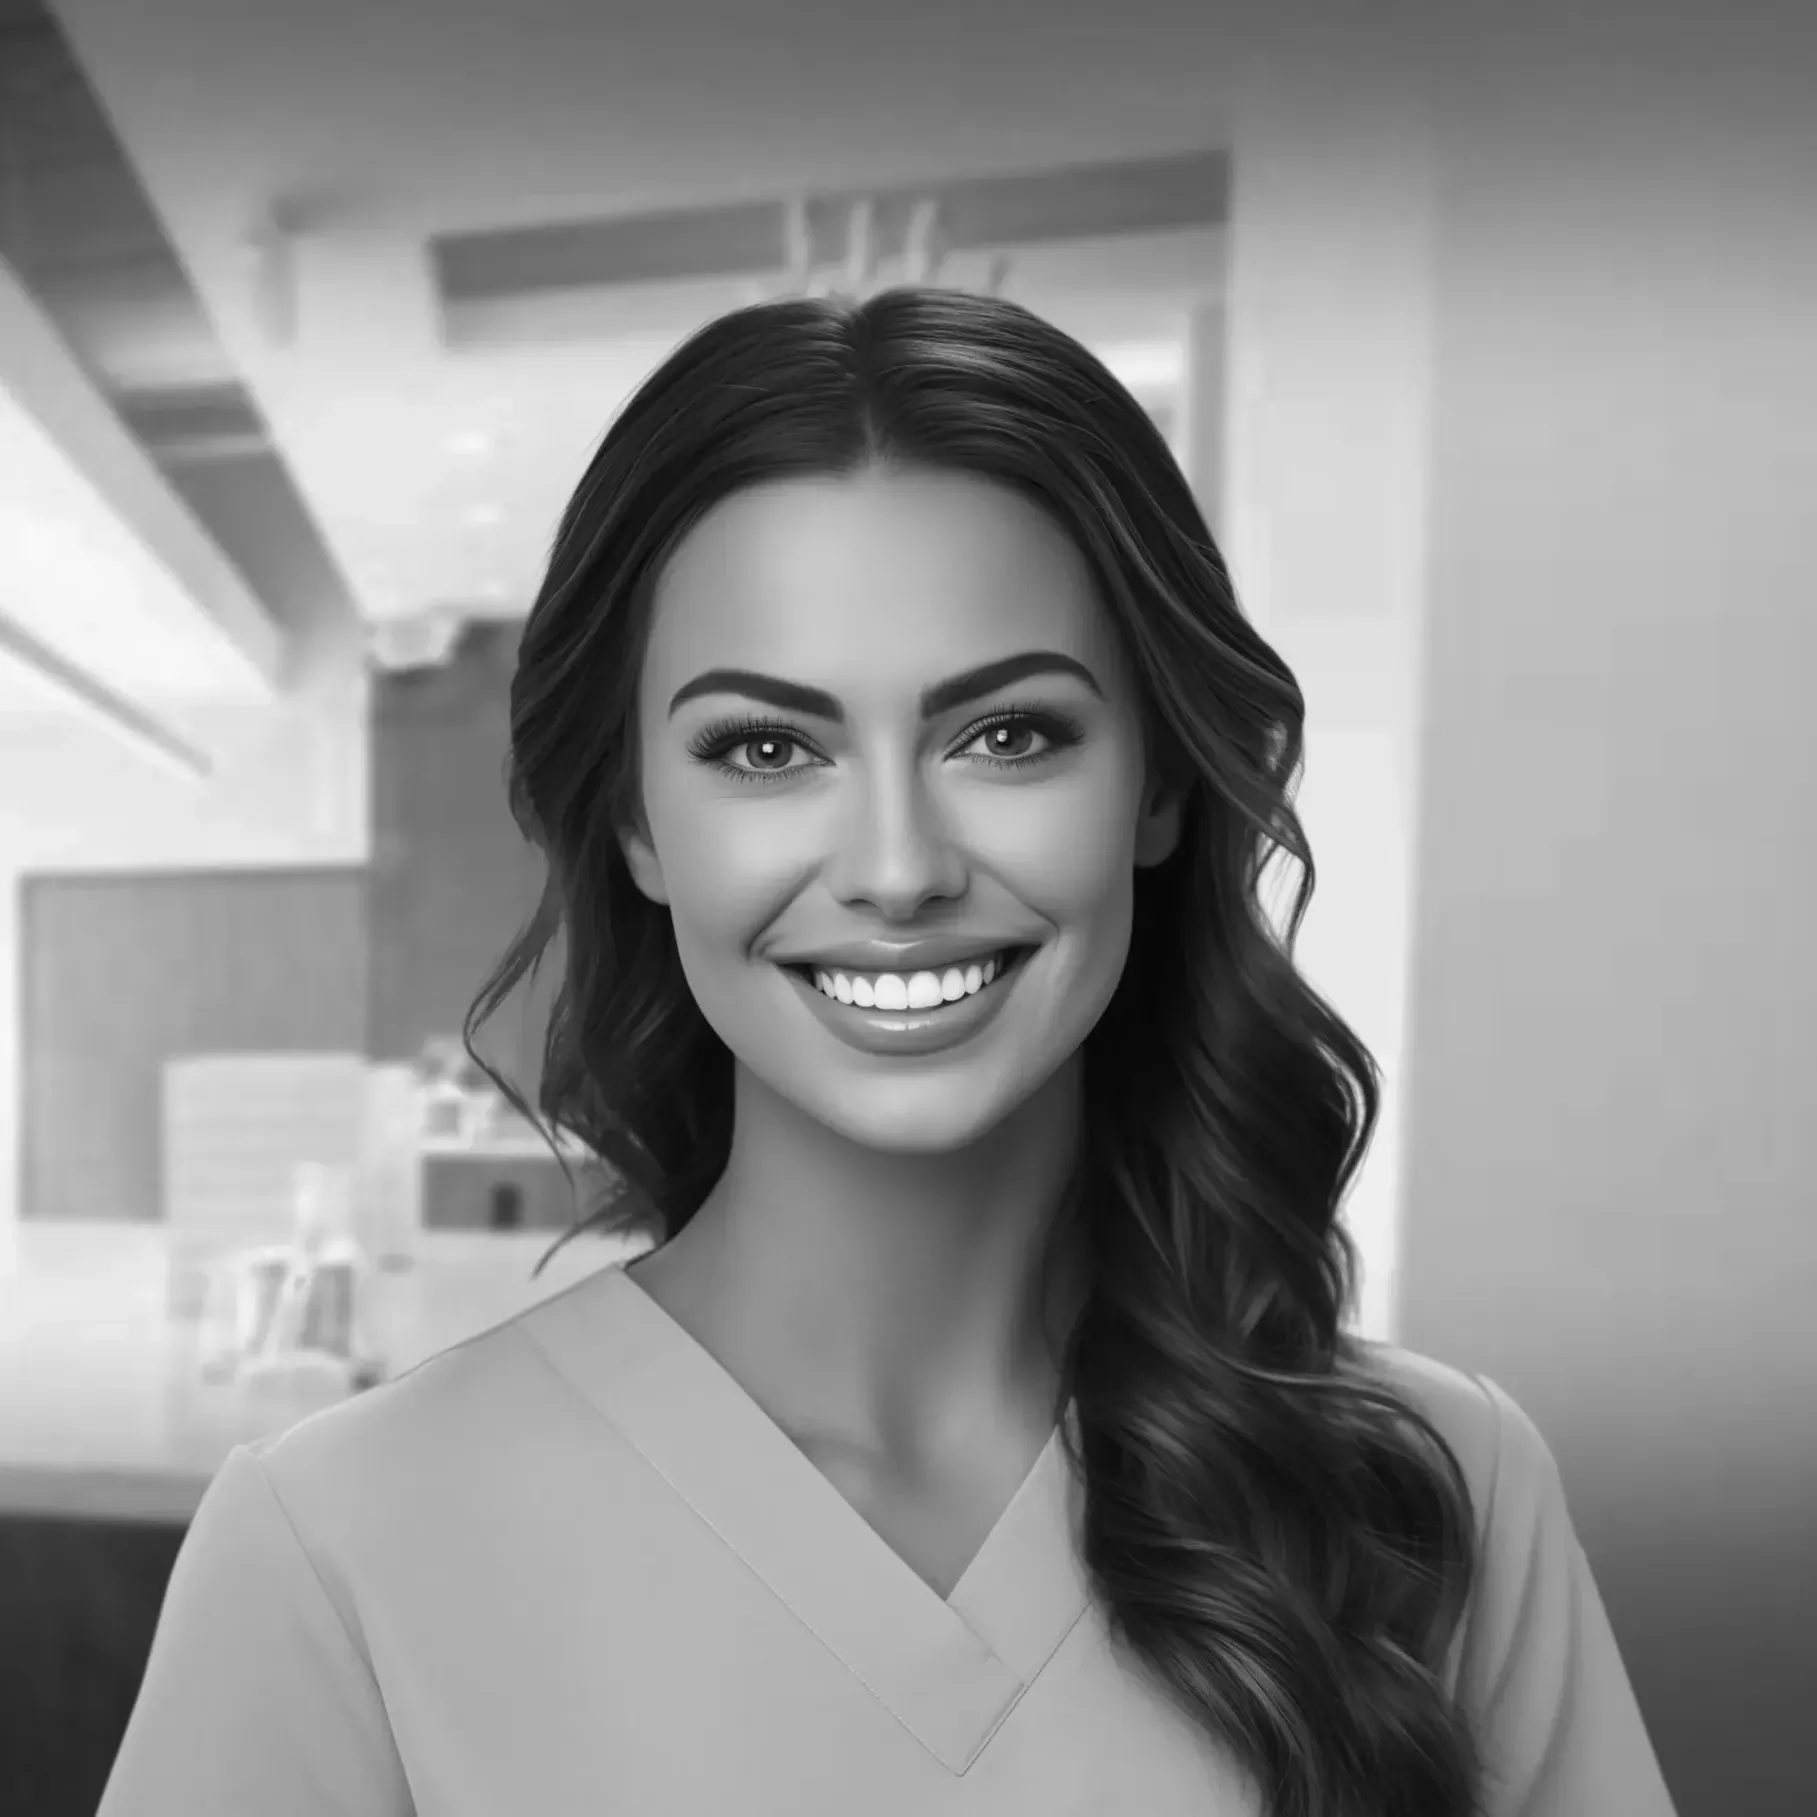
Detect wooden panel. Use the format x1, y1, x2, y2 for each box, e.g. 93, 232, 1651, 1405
18, 870, 366, 1222
367, 622, 549, 1097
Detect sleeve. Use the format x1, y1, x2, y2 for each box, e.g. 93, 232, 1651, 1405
96, 1445, 415, 1817
1455, 1375, 1679, 1817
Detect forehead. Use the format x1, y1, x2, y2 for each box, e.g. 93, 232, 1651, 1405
645, 469, 1113, 687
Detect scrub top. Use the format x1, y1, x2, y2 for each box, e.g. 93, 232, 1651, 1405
97, 1263, 1678, 1816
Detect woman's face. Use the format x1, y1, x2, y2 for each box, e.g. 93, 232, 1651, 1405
620, 466, 1183, 1155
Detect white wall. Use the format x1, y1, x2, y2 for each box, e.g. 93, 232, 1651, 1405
0, 635, 369, 1228
1220, 15, 1815, 1799
1394, 7, 1816, 1807
1280, 616, 1422, 1342
1220, 57, 1437, 1342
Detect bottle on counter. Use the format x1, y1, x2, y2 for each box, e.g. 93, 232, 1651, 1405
201, 1164, 388, 1395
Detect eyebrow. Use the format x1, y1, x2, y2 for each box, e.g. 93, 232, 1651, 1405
667, 649, 1104, 723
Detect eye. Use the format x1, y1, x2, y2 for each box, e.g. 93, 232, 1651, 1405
957, 709, 1084, 770
686, 717, 824, 784
723, 732, 814, 778
686, 703, 1084, 787
964, 719, 1044, 762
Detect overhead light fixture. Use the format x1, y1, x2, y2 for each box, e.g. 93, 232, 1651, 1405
236, 206, 299, 350
770, 195, 1002, 303
366, 607, 465, 673
902, 198, 942, 283
446, 429, 494, 458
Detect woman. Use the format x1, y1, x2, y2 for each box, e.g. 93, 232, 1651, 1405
99, 290, 1677, 1816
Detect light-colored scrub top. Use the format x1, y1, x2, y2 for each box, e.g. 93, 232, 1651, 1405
97, 1263, 1679, 1815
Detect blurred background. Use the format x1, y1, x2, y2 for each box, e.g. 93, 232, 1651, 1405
0, 0, 1810, 1811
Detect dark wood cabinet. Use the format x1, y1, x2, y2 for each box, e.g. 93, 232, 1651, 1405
366, 622, 552, 1102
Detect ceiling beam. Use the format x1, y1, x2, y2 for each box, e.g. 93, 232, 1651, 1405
0, 606, 211, 778
0, 255, 289, 695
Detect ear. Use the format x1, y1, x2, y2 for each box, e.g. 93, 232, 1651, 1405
616, 816, 671, 905
1133, 773, 1188, 870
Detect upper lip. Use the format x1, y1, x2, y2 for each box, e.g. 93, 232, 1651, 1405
774, 937, 1031, 973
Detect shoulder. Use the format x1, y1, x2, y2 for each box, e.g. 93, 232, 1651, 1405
251, 1300, 545, 1487
94, 1323, 559, 1816
225, 1277, 604, 1607
1348, 1348, 1680, 1811
98, 1270, 628, 1814
1351, 1339, 1561, 1536
1349, 1341, 1574, 1679
1348, 1344, 1566, 1696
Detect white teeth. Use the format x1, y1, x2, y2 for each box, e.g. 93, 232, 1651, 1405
811, 950, 1012, 1008
904, 971, 945, 1010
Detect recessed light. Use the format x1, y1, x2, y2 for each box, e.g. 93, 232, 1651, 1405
446, 429, 494, 457
466, 504, 504, 530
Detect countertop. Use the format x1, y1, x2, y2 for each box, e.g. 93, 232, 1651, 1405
0, 1219, 645, 1524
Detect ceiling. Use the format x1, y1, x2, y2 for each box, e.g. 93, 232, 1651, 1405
2, 0, 1247, 749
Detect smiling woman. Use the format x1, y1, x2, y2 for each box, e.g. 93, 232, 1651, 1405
616, 463, 1174, 1167
95, 289, 1678, 1817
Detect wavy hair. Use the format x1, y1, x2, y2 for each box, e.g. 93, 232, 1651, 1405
466, 287, 1483, 1816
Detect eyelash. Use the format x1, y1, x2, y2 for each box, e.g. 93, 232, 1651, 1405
686, 701, 1085, 787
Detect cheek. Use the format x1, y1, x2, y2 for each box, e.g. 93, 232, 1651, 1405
984, 772, 1144, 910
668, 829, 798, 956
640, 766, 799, 928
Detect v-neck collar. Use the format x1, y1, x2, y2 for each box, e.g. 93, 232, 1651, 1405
520, 1262, 1094, 1774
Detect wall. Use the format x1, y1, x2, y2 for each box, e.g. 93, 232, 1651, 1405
0, 632, 368, 1229
1219, 49, 1435, 1343
1396, 8, 1816, 1811
17, 868, 365, 1222
1220, 11, 1817, 1803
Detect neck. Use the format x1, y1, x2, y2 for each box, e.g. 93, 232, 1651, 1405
638, 1056, 1088, 1460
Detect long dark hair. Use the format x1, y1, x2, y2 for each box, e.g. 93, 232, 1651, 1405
466, 287, 1483, 1816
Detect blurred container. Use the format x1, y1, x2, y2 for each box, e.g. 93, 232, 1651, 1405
194, 1162, 387, 1393
356, 1062, 425, 1267
161, 1052, 367, 1318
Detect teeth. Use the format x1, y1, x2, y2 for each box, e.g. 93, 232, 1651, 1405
811, 949, 1013, 1008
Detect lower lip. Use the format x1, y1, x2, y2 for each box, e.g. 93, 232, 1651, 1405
778, 949, 1033, 1057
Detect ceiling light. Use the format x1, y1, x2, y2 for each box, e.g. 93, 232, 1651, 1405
465, 504, 504, 530
367, 608, 465, 673
446, 429, 493, 458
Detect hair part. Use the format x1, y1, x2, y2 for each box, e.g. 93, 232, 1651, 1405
467, 287, 1484, 1816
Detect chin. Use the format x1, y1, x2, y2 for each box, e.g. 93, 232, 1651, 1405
774, 1042, 1090, 1159
794, 1080, 1024, 1156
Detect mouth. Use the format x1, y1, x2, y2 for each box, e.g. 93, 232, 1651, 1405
779, 944, 1036, 1013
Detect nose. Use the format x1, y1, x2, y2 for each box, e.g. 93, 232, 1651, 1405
821, 750, 968, 919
